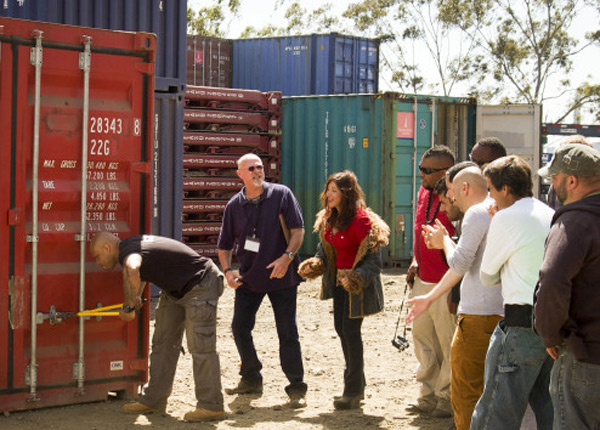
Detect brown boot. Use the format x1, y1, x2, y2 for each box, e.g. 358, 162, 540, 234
122, 402, 163, 415
183, 408, 225, 422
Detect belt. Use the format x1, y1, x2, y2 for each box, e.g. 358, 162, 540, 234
504, 304, 532, 328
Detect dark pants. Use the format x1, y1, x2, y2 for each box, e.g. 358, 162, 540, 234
333, 285, 365, 397
231, 285, 307, 396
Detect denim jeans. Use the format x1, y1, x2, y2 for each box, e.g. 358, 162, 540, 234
139, 261, 224, 411
333, 285, 365, 397
231, 285, 307, 396
550, 348, 600, 430
470, 321, 553, 430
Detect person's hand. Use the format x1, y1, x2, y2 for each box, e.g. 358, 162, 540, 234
119, 309, 136, 321
406, 262, 418, 288
407, 294, 432, 323
337, 269, 351, 289
487, 200, 499, 218
225, 270, 243, 289
266, 254, 291, 279
422, 219, 448, 249
546, 346, 560, 360
134, 295, 144, 310
447, 293, 458, 315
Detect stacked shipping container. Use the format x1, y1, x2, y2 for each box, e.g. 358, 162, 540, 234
0, 17, 155, 412
182, 86, 283, 258
186, 35, 233, 88
186, 33, 380, 96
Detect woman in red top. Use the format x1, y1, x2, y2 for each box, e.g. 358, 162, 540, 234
299, 171, 390, 410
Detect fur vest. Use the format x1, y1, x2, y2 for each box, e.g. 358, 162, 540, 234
298, 207, 390, 318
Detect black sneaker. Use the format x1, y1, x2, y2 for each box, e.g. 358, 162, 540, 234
225, 379, 263, 395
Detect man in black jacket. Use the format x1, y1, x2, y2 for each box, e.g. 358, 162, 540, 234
534, 143, 600, 430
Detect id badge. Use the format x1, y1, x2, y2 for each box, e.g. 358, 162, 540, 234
244, 236, 260, 253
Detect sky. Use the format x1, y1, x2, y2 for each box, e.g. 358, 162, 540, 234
188, 0, 600, 125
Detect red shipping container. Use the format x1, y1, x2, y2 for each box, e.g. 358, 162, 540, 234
186, 35, 232, 88
0, 18, 155, 411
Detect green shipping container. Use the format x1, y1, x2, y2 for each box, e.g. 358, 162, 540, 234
281, 93, 476, 264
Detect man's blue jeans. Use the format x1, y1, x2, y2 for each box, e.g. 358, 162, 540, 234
470, 321, 553, 430
550, 348, 600, 430
231, 285, 307, 396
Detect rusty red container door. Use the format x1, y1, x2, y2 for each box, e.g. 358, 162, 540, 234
0, 17, 155, 411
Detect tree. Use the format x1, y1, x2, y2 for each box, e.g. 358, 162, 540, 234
240, 1, 341, 37
343, 0, 483, 95
438, 0, 600, 121
187, 0, 240, 37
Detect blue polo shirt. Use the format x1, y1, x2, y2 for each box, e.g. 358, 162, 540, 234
217, 181, 304, 292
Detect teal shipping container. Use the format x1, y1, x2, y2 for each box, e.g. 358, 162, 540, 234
281, 93, 476, 264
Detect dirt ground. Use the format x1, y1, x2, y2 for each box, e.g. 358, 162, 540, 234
0, 268, 455, 430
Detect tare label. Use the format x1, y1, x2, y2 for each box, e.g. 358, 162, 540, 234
110, 361, 124, 371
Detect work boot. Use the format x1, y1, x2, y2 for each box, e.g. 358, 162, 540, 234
225, 379, 263, 395
183, 408, 225, 422
287, 393, 307, 409
333, 394, 363, 410
122, 401, 163, 415
405, 400, 436, 415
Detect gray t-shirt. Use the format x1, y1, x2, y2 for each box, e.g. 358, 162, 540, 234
448, 200, 504, 316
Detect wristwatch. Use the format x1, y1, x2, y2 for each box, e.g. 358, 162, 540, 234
122, 304, 135, 313
285, 251, 294, 260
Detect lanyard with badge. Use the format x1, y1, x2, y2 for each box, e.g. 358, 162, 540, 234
244, 199, 263, 253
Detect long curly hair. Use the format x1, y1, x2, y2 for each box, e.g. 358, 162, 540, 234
320, 170, 366, 231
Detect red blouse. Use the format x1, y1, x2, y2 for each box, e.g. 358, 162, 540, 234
324, 208, 372, 269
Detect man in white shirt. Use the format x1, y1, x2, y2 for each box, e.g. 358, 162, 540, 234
470, 155, 554, 430
408, 167, 504, 430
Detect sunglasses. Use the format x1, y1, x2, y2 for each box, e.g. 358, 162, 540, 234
247, 164, 264, 172
469, 154, 492, 167
419, 166, 450, 175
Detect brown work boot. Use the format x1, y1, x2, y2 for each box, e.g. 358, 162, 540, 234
225, 379, 263, 395
122, 401, 163, 415
287, 393, 307, 409
183, 408, 225, 422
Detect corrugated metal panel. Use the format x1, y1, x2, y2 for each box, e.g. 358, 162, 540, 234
0, 0, 186, 92
476, 104, 542, 197
0, 16, 154, 411
281, 93, 475, 264
152, 92, 184, 240
186, 35, 233, 88
233, 33, 379, 96
281, 94, 385, 256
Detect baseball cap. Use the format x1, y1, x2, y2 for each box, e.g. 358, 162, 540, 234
538, 143, 600, 177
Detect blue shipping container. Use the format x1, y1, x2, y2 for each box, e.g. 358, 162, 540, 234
233, 33, 379, 96
152, 92, 184, 241
0, 0, 186, 92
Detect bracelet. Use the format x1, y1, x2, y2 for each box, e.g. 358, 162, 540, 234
122, 304, 135, 313
224, 267, 233, 274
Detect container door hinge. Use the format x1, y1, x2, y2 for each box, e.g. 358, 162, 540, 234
73, 362, 85, 380
29, 30, 43, 67
24, 364, 38, 389
132, 162, 152, 174
396, 215, 407, 244
8, 208, 22, 225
